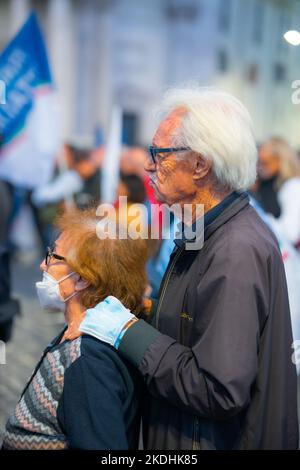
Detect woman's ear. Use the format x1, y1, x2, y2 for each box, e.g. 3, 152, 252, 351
193, 154, 212, 181
75, 277, 90, 292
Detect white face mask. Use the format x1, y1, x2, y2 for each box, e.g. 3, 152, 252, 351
36, 271, 77, 312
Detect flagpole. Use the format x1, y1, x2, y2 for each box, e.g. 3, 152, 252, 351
101, 107, 123, 203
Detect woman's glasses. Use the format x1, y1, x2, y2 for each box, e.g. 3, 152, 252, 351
45, 246, 66, 266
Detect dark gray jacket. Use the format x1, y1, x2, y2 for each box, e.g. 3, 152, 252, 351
119, 193, 299, 450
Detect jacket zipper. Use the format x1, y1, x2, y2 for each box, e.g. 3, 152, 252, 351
155, 244, 185, 329
192, 418, 201, 450
155, 243, 199, 449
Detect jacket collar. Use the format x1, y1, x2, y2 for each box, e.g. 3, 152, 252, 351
204, 191, 249, 242
174, 191, 250, 250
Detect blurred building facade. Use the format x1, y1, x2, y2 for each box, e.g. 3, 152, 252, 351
1, 0, 300, 146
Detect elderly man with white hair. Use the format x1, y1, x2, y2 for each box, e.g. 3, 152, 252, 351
79, 87, 299, 450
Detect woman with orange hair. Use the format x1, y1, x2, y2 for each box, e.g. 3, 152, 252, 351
2, 207, 148, 450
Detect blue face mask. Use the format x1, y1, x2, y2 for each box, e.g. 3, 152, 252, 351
36, 271, 77, 312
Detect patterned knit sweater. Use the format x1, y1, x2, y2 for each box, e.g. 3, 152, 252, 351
2, 328, 142, 450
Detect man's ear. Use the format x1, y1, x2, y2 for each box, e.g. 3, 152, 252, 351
193, 154, 212, 181
75, 277, 90, 292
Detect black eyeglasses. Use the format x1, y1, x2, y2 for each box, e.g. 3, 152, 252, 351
148, 146, 191, 165
45, 246, 66, 266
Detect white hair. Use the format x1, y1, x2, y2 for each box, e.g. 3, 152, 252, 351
161, 87, 257, 191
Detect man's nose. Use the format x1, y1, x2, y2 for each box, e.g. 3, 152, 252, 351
144, 157, 156, 172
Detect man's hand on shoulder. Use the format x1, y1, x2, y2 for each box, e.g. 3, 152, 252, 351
79, 296, 138, 349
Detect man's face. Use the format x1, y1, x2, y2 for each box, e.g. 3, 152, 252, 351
258, 143, 280, 180
144, 108, 196, 206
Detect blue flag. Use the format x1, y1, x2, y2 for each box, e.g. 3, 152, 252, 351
0, 12, 60, 188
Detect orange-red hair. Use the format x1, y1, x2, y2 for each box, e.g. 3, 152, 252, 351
55, 206, 148, 315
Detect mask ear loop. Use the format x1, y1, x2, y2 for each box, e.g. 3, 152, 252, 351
63, 290, 79, 303
43, 270, 77, 284
57, 272, 79, 303
57, 271, 77, 284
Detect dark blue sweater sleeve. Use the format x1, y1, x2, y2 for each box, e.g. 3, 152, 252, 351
57, 348, 128, 450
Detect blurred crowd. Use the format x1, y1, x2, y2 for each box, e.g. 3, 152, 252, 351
1, 136, 300, 359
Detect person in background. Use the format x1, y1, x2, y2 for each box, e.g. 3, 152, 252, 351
120, 147, 164, 238
250, 196, 300, 374
257, 137, 300, 247
254, 140, 281, 218
116, 169, 160, 277
31, 143, 105, 250
0, 179, 20, 342
2, 207, 147, 450
115, 172, 148, 240
117, 172, 147, 205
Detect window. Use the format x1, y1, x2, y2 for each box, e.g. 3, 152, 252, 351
273, 63, 286, 83
122, 112, 139, 146
217, 49, 229, 72
166, 1, 199, 21
247, 64, 259, 84
218, 0, 231, 33
278, 10, 290, 50
253, 2, 264, 44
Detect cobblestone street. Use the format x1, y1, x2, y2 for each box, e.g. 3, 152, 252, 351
1, 258, 300, 448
